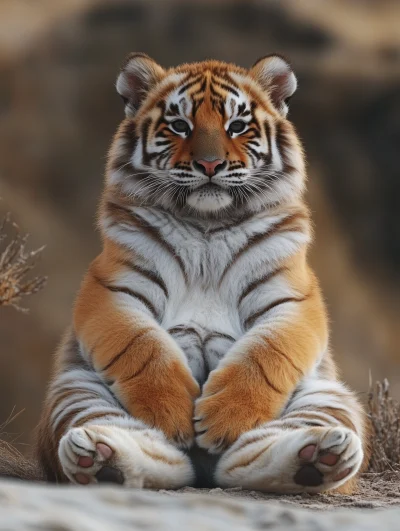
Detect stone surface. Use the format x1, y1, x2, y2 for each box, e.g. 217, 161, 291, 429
1, 480, 400, 531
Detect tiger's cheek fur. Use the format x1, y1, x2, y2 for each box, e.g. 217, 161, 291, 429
169, 141, 191, 168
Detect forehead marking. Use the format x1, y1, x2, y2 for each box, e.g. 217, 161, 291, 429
179, 97, 188, 115
178, 75, 203, 95
165, 70, 255, 122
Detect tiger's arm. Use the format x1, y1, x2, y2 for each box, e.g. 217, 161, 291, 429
74, 240, 200, 447
195, 250, 328, 452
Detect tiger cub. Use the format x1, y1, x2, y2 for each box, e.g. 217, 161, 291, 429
37, 53, 367, 492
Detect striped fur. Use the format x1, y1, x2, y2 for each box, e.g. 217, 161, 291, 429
36, 54, 367, 492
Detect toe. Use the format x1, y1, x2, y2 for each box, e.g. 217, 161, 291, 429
333, 467, 351, 482
96, 443, 113, 460
78, 456, 94, 468
299, 444, 316, 461
319, 452, 339, 466
75, 473, 90, 485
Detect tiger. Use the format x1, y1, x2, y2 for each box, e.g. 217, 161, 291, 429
33, 53, 367, 493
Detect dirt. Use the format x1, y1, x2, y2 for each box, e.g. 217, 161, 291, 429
166, 472, 400, 511
4, 477, 400, 531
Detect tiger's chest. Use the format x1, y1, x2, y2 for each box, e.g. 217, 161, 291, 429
161, 285, 239, 383
153, 221, 250, 383
113, 207, 305, 382
154, 216, 269, 382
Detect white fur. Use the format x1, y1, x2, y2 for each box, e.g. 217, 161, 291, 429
216, 425, 363, 493
59, 424, 194, 488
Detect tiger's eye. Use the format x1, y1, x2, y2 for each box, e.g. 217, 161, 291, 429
229, 120, 246, 135
171, 119, 190, 135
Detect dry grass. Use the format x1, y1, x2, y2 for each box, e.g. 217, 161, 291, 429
367, 378, 400, 472
0, 407, 43, 480
0, 214, 47, 312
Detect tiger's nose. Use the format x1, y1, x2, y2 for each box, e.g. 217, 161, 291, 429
194, 159, 226, 177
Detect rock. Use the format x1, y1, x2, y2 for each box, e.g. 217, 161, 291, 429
0, 479, 400, 531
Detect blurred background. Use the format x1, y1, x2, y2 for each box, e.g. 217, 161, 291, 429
0, 0, 399, 449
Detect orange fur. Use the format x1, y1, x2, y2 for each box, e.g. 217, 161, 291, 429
32, 55, 368, 491
195, 257, 328, 449
73, 243, 200, 446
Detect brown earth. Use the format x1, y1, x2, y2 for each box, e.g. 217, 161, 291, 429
174, 472, 400, 510
2, 477, 400, 530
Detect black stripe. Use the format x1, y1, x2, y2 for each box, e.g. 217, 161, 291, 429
206, 213, 255, 235
203, 332, 235, 345
109, 122, 138, 173
262, 337, 303, 375
246, 145, 262, 161
168, 325, 209, 375
154, 101, 167, 130
238, 266, 287, 304
254, 359, 283, 394
109, 286, 159, 318
194, 77, 207, 95
264, 121, 272, 163
224, 72, 240, 89
118, 260, 169, 298
132, 212, 188, 283
155, 140, 172, 146
168, 326, 203, 343
94, 274, 159, 319
209, 83, 223, 99
237, 102, 246, 115
219, 213, 305, 285
213, 81, 239, 98
178, 75, 203, 95
275, 120, 295, 175
119, 260, 169, 298
101, 329, 148, 372
245, 126, 261, 138
107, 203, 188, 284
244, 296, 307, 330
141, 118, 152, 166
166, 103, 179, 115
121, 351, 155, 383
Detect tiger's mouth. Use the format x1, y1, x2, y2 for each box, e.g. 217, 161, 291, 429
186, 182, 233, 213
197, 183, 223, 192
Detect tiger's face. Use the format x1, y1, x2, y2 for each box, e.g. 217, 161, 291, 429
109, 54, 305, 220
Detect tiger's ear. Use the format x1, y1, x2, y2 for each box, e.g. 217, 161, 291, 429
250, 55, 297, 117
116, 53, 165, 116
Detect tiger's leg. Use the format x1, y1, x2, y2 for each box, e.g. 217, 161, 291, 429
215, 373, 366, 494
37, 332, 194, 489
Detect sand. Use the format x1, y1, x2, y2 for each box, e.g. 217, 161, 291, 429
169, 471, 400, 511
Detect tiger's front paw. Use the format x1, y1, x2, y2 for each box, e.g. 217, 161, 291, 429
120, 359, 200, 449
194, 364, 270, 453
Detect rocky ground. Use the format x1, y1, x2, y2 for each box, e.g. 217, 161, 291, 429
176, 471, 400, 511
1, 475, 400, 531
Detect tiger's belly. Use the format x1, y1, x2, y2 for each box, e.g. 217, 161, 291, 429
161, 288, 241, 384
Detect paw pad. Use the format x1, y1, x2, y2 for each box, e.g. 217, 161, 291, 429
293, 429, 361, 488
294, 464, 323, 487
96, 466, 125, 485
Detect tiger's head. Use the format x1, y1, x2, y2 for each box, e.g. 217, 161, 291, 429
108, 54, 305, 220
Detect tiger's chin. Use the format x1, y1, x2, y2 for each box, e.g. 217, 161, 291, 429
186, 186, 233, 214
